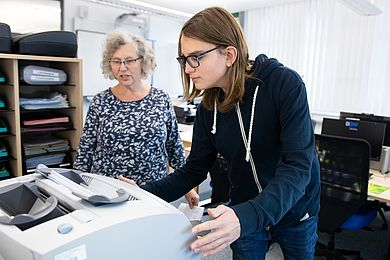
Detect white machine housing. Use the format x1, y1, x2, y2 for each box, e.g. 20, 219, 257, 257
0, 173, 200, 260
380, 146, 390, 173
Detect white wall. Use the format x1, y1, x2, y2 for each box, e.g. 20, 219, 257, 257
62, 0, 185, 98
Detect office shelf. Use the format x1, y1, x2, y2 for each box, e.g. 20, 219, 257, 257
0, 53, 83, 177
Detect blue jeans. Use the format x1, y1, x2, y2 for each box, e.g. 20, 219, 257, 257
230, 215, 318, 260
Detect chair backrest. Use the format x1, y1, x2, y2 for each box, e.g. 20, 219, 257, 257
315, 134, 371, 233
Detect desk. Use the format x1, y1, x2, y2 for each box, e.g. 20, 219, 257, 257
368, 170, 390, 230
369, 170, 390, 203
178, 123, 193, 156
179, 130, 192, 149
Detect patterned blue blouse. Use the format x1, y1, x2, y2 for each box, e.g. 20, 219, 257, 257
74, 87, 185, 185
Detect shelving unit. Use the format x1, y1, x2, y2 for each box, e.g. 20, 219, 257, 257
0, 53, 82, 177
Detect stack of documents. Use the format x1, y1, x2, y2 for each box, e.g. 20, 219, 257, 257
21, 112, 71, 131
19, 92, 69, 110
25, 153, 66, 169
23, 135, 70, 156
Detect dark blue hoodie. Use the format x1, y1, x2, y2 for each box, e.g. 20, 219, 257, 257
142, 54, 320, 237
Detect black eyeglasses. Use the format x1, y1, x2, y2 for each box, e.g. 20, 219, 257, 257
109, 56, 143, 67
176, 46, 222, 69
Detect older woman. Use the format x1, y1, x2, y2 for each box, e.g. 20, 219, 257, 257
75, 30, 198, 207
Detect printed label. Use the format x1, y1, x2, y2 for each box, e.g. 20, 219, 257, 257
32, 69, 59, 77
31, 75, 60, 81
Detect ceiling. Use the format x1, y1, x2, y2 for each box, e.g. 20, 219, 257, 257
123, 0, 302, 15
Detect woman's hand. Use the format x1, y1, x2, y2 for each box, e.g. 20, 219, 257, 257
118, 175, 137, 186
190, 205, 241, 257
185, 188, 200, 208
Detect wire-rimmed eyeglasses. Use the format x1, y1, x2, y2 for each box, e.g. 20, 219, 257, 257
176, 46, 223, 69
109, 56, 143, 67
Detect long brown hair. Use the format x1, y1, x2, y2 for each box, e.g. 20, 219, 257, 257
178, 7, 251, 112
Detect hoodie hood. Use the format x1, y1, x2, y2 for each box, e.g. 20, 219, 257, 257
241, 54, 283, 103
212, 54, 284, 135
251, 54, 283, 82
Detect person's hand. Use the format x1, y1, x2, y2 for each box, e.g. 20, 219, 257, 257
118, 175, 137, 186
185, 188, 199, 208
190, 205, 241, 257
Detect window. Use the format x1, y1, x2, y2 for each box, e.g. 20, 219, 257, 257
0, 0, 62, 33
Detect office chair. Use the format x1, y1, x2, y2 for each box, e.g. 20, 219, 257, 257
315, 134, 377, 260
371, 200, 389, 230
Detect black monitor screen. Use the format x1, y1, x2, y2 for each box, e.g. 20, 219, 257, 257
340, 111, 390, 147
321, 118, 386, 161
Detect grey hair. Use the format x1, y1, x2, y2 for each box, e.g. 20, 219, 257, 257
101, 30, 156, 80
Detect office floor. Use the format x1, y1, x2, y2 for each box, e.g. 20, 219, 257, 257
315, 211, 390, 260
198, 211, 390, 260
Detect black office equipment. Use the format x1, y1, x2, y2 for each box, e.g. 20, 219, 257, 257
315, 134, 377, 259
321, 118, 386, 161
340, 111, 390, 147
0, 23, 12, 53
12, 31, 77, 57
173, 105, 196, 124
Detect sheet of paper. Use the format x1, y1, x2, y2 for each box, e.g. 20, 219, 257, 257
178, 203, 204, 221
368, 183, 390, 194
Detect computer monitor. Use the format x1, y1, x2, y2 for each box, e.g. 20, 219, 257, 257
340, 111, 390, 147
321, 118, 386, 161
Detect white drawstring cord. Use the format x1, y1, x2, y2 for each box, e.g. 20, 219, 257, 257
211, 100, 217, 134
246, 86, 259, 161
236, 85, 262, 193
